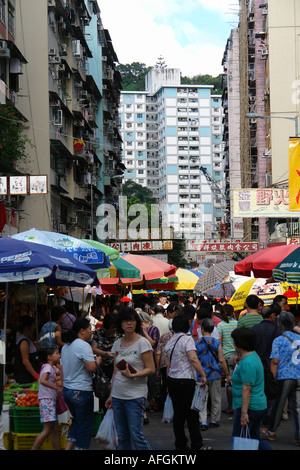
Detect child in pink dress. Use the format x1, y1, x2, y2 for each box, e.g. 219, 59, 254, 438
31, 348, 62, 450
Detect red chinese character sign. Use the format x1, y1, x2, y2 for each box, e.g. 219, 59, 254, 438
187, 242, 258, 252
289, 137, 300, 211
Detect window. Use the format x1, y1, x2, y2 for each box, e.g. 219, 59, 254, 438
0, 0, 5, 24
8, 2, 15, 37
137, 113, 144, 118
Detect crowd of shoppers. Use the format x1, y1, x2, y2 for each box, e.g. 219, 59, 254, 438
4, 289, 300, 451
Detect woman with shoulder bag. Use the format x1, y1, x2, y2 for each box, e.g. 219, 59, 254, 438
165, 314, 210, 451
60, 318, 101, 450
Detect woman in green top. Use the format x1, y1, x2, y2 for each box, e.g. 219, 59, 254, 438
231, 327, 272, 450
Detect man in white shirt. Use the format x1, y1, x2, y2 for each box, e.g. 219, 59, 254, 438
157, 292, 169, 311
152, 305, 170, 336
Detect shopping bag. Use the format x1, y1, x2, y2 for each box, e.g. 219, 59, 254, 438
232, 426, 259, 450
191, 383, 206, 412
56, 393, 68, 415
161, 394, 173, 423
95, 408, 118, 450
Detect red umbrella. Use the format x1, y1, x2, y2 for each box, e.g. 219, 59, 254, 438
235, 244, 300, 278
121, 254, 177, 281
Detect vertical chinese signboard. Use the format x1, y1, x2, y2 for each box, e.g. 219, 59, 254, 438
289, 137, 300, 212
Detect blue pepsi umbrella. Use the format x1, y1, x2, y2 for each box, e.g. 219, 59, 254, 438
11, 228, 110, 270
0, 237, 98, 286
0, 237, 99, 361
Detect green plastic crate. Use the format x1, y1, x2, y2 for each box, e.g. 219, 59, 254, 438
11, 406, 42, 433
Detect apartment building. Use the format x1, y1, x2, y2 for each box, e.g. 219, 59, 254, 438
0, 0, 122, 238
223, 0, 300, 246
120, 67, 225, 246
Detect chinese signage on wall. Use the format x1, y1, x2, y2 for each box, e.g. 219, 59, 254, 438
233, 188, 300, 218
187, 241, 258, 252
108, 240, 173, 252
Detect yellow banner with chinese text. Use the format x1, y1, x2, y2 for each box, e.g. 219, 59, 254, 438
289, 137, 300, 212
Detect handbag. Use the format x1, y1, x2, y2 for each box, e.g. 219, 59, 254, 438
56, 392, 68, 415
191, 382, 207, 412
232, 426, 259, 450
92, 364, 111, 401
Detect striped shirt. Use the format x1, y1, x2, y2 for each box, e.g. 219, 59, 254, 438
217, 318, 238, 358
237, 313, 263, 329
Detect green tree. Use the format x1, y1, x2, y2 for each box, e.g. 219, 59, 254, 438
0, 103, 32, 173
168, 237, 188, 269
122, 180, 158, 228
181, 73, 223, 94
117, 62, 151, 91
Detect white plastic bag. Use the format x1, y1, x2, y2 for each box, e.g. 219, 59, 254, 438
95, 408, 118, 450
162, 394, 173, 423
191, 383, 206, 412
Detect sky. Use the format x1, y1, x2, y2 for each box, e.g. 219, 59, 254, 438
97, 0, 240, 78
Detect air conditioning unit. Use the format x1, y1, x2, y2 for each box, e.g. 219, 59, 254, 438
57, 64, 65, 71
54, 109, 63, 126
67, 216, 78, 224
48, 48, 56, 56
80, 90, 88, 97
73, 40, 83, 58
48, 0, 56, 7
102, 56, 107, 61
52, 56, 61, 64
0, 40, 10, 57
60, 43, 68, 55
75, 80, 83, 88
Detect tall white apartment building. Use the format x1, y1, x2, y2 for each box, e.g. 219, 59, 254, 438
119, 68, 224, 243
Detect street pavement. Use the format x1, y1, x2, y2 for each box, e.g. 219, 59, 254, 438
90, 388, 300, 451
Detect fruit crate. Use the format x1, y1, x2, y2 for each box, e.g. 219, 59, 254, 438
3, 432, 13, 450
11, 422, 71, 450
10, 406, 42, 433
